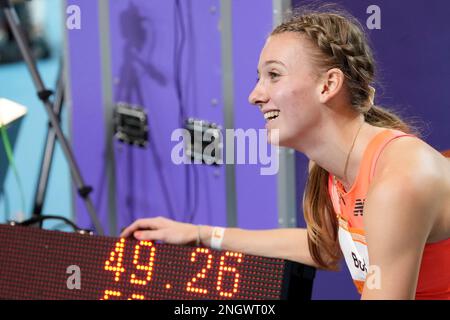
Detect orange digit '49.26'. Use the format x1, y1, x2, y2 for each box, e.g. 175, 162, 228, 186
104, 238, 126, 282
217, 252, 242, 298
186, 248, 213, 295
130, 241, 156, 286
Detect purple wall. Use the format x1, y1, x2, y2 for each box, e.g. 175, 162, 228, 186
108, 0, 226, 231
67, 0, 110, 233
232, 0, 278, 230
333, 0, 450, 148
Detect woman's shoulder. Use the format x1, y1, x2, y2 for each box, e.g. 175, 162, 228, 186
373, 131, 448, 183
367, 132, 450, 241
367, 131, 450, 242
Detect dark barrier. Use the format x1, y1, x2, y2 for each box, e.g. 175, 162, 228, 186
0, 224, 315, 300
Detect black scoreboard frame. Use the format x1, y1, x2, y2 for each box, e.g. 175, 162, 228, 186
0, 224, 315, 300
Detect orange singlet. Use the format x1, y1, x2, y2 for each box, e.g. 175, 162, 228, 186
328, 129, 450, 299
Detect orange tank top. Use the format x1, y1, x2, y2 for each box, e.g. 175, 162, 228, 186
328, 129, 450, 299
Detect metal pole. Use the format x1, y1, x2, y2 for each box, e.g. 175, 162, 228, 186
273, 0, 298, 228
98, 0, 118, 236
220, 0, 237, 228
32, 61, 64, 218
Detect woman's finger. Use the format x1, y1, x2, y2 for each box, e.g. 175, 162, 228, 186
120, 218, 160, 238
134, 229, 165, 241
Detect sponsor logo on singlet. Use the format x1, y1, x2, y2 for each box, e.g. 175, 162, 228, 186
353, 199, 365, 216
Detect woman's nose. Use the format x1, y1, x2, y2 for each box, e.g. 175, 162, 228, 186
248, 83, 269, 108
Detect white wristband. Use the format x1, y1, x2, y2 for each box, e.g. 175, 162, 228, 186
210, 227, 225, 250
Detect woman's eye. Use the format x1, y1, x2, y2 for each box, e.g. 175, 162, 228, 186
268, 72, 280, 80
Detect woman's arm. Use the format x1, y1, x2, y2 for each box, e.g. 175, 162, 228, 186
120, 217, 319, 268
199, 225, 318, 267
361, 141, 442, 299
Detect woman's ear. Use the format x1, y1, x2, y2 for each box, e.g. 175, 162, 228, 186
317, 68, 345, 104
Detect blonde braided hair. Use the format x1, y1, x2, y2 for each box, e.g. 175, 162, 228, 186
272, 11, 375, 113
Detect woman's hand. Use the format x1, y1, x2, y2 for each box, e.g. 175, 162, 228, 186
120, 216, 197, 245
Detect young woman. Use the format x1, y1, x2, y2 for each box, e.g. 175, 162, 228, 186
121, 8, 450, 300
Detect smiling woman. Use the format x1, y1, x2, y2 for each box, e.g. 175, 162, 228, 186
121, 5, 450, 300
249, 8, 416, 268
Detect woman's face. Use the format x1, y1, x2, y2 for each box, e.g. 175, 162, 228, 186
248, 32, 323, 148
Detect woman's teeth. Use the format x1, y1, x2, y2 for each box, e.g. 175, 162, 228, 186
264, 110, 280, 122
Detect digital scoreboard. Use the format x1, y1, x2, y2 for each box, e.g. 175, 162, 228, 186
0, 224, 315, 300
